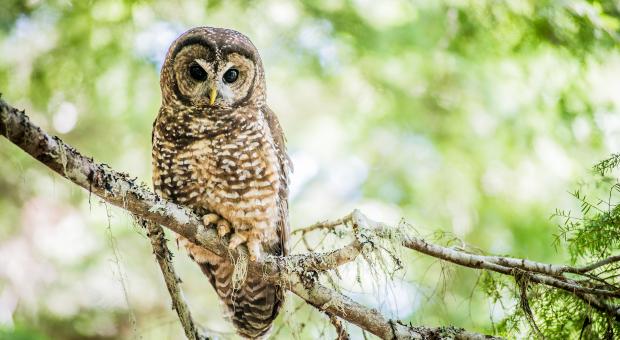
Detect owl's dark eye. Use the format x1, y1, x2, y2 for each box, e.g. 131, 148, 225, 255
223, 68, 239, 83
189, 63, 208, 81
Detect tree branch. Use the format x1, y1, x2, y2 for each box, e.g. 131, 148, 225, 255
297, 210, 620, 318
139, 218, 206, 340
325, 312, 350, 340
0, 97, 538, 339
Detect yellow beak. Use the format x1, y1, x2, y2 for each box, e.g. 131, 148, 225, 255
209, 86, 217, 106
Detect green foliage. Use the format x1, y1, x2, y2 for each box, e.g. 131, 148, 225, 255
480, 153, 620, 339
557, 189, 620, 260
556, 155, 620, 260
498, 288, 619, 340
594, 153, 620, 176
0, 325, 48, 340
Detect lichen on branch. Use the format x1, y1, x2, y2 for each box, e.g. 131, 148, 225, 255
0, 98, 498, 339
5, 94, 620, 339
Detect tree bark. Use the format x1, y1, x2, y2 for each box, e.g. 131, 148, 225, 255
16, 97, 620, 339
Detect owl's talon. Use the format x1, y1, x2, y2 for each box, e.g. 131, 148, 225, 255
217, 220, 231, 237
247, 238, 262, 262
229, 232, 248, 250
202, 213, 220, 226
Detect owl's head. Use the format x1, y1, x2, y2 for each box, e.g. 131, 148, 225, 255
160, 27, 266, 109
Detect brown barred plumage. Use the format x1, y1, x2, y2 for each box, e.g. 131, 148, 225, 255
152, 27, 291, 339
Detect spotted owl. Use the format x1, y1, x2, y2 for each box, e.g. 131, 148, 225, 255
151, 27, 291, 339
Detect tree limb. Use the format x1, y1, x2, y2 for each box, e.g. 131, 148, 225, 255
138, 218, 211, 339
325, 312, 350, 340
297, 210, 620, 318
2, 97, 568, 339
4, 95, 618, 337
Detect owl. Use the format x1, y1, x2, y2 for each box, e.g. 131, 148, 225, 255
151, 27, 291, 339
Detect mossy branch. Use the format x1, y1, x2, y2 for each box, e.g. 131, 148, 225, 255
297, 211, 620, 319
138, 218, 207, 340
5, 96, 620, 337
0, 97, 504, 339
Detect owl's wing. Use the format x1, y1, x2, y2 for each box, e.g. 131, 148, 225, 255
262, 106, 292, 256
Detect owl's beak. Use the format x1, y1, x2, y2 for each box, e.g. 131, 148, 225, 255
209, 86, 217, 106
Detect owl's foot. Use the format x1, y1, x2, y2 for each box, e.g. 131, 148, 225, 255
247, 237, 262, 261
205, 215, 261, 260
228, 231, 261, 261
202, 213, 220, 225
202, 214, 232, 237
217, 220, 231, 237
228, 231, 248, 249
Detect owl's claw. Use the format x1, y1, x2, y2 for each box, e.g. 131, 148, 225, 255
202, 213, 220, 226
247, 237, 262, 262
228, 231, 261, 261
204, 215, 258, 260
202, 213, 231, 238
217, 220, 231, 237
229, 232, 248, 250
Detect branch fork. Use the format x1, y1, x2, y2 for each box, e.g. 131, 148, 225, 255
13, 97, 619, 339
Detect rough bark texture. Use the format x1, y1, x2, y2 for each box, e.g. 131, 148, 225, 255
140, 218, 205, 340
5, 96, 620, 337
11, 97, 595, 339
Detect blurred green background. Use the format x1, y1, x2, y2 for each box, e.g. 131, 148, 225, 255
1, 0, 619, 339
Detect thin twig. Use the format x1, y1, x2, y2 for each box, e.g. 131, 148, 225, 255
325, 312, 350, 340
293, 214, 353, 235
139, 218, 206, 340
572, 255, 620, 274
302, 210, 620, 317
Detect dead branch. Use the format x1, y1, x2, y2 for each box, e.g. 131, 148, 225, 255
325, 312, 350, 340
139, 218, 206, 340
298, 210, 620, 318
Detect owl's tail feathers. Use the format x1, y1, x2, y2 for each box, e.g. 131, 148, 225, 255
198, 260, 284, 339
